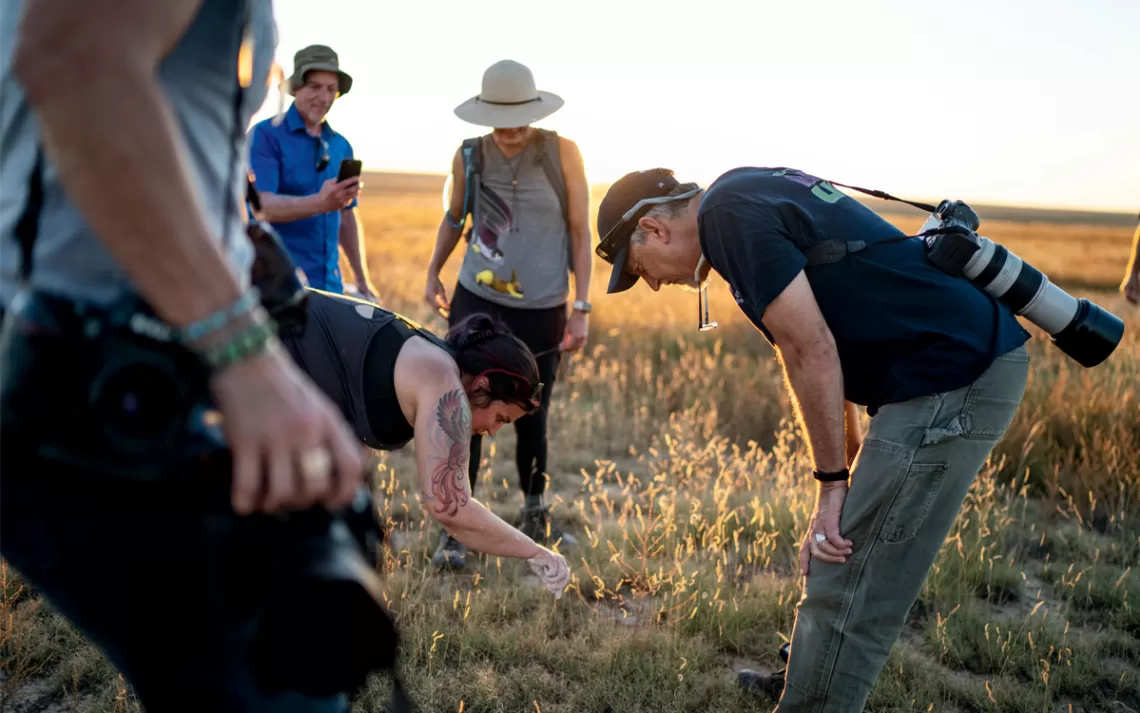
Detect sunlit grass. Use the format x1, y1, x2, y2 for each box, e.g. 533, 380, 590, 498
2, 176, 1138, 712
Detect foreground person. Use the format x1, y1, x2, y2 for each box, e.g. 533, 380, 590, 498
1, 0, 392, 709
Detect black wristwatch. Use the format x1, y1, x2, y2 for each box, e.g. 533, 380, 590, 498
813, 468, 850, 483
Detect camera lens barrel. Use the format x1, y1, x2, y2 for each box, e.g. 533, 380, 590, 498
1052, 298, 1127, 368
960, 237, 1080, 335
924, 202, 1126, 368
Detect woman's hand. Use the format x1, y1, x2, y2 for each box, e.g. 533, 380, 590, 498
559, 311, 589, 352
527, 547, 571, 599
424, 272, 450, 317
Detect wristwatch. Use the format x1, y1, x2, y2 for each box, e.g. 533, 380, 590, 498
813, 467, 850, 483
572, 300, 592, 314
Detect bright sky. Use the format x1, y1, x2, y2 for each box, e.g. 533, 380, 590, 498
251, 0, 1140, 213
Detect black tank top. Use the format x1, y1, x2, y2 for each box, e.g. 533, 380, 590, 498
281, 289, 453, 451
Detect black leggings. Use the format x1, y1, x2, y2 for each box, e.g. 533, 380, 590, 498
448, 283, 565, 497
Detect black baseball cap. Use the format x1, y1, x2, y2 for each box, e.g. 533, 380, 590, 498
595, 168, 681, 294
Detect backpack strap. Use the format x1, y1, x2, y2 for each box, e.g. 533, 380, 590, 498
534, 129, 569, 228
802, 235, 914, 266
446, 137, 483, 230
803, 239, 868, 267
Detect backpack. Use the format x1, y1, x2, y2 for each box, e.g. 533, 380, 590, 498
451, 129, 570, 240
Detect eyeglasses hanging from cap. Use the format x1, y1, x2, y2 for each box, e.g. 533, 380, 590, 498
695, 256, 718, 332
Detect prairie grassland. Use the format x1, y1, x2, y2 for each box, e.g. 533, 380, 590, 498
2, 174, 1138, 713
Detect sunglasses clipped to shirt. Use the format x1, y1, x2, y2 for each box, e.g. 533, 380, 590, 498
595, 188, 718, 333
315, 137, 330, 173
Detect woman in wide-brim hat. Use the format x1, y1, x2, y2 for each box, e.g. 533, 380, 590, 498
451, 59, 563, 128
423, 59, 595, 571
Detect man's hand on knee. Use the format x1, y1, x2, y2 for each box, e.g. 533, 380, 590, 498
800, 481, 853, 575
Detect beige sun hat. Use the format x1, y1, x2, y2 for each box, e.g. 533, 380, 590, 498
453, 59, 564, 128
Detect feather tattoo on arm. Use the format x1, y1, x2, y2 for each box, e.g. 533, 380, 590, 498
427, 389, 472, 517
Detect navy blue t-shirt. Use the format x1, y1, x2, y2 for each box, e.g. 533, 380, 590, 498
698, 167, 1030, 414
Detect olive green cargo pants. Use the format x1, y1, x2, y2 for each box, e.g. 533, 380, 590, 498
777, 345, 1030, 712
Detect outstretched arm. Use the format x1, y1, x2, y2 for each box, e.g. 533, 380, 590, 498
410, 367, 545, 559
766, 271, 848, 476
763, 271, 854, 574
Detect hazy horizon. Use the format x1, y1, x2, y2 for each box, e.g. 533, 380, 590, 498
252, 0, 1140, 214
354, 167, 1140, 225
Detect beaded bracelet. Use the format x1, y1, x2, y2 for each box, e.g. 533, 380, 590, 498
202, 316, 280, 371
176, 287, 262, 344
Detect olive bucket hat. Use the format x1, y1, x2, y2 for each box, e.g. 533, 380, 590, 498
287, 44, 353, 97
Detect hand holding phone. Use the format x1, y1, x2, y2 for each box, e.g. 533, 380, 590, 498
337, 159, 363, 183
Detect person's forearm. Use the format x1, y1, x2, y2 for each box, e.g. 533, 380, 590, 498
258, 191, 328, 223
427, 220, 463, 275
1127, 225, 1140, 276
415, 386, 542, 560
338, 209, 369, 286
782, 348, 848, 473
569, 228, 593, 302
438, 501, 544, 559
16, 27, 242, 326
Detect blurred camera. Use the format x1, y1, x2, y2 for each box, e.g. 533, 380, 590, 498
251, 488, 400, 699
920, 200, 1125, 367
1, 289, 398, 699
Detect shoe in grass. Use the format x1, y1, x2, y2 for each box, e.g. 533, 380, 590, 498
430, 530, 467, 570
518, 505, 578, 547
737, 668, 785, 700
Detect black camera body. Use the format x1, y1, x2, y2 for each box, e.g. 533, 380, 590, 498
920, 200, 1125, 368
251, 489, 400, 698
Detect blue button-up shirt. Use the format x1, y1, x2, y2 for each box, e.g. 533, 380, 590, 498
248, 104, 357, 293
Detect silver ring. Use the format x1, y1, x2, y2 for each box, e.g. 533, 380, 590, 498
299, 448, 332, 482
813, 533, 827, 544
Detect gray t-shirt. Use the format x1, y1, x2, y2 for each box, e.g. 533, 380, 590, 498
0, 0, 276, 307
456, 133, 571, 310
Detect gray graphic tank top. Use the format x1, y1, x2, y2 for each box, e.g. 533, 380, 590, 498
456, 133, 570, 310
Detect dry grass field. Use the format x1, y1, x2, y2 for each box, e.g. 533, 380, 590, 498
2, 172, 1138, 713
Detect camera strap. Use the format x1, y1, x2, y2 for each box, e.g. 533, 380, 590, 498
14, 147, 44, 281
822, 179, 938, 214
800, 177, 950, 267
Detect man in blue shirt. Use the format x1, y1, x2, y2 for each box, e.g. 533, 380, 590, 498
249, 45, 379, 300
596, 167, 1031, 712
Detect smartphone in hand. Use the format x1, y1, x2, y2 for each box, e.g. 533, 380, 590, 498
337, 159, 363, 183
